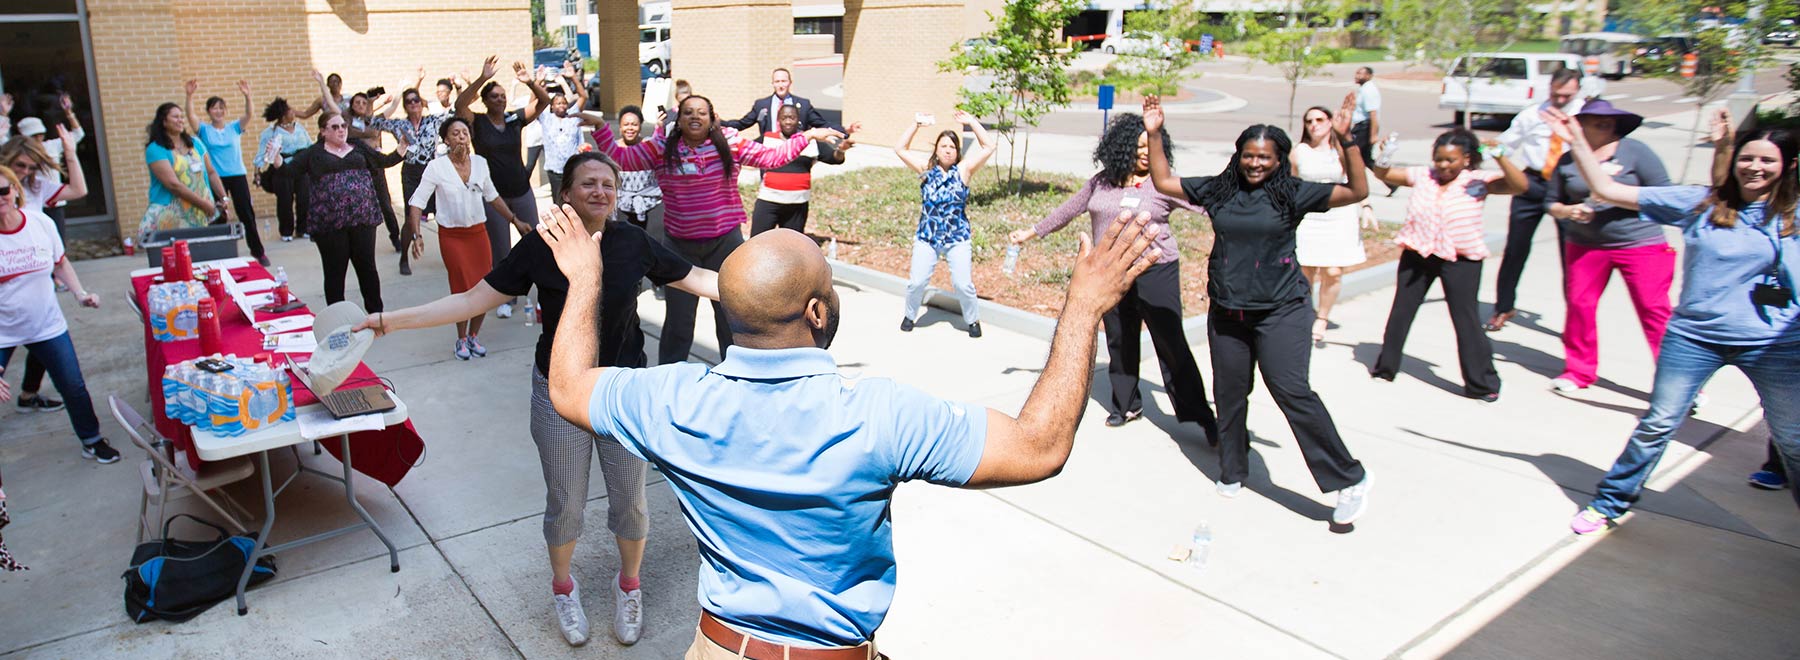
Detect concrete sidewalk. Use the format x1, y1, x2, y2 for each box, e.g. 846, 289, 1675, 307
3, 109, 1794, 658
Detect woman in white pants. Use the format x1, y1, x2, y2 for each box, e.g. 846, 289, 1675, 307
893, 110, 997, 337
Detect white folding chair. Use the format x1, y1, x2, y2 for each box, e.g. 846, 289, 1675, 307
108, 395, 257, 542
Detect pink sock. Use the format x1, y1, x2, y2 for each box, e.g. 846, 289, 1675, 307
552, 576, 575, 596
618, 575, 640, 592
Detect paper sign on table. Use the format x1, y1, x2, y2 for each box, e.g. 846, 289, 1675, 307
264, 332, 318, 353
296, 405, 386, 441
253, 315, 314, 335
235, 279, 276, 293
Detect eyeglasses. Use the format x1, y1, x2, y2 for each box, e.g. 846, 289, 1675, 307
325, 123, 347, 130
405, 98, 424, 105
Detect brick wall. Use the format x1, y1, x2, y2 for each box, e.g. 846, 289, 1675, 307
88, 0, 530, 240
670, 0, 793, 132
842, 0, 962, 149
595, 0, 643, 115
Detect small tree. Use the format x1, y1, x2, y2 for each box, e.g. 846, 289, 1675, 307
530, 0, 554, 49
1622, 0, 1800, 178
1233, 0, 1350, 133
1382, 0, 1540, 128
1105, 2, 1208, 97
938, 0, 1084, 192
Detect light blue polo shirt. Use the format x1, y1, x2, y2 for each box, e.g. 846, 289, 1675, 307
1638, 185, 1800, 345
195, 120, 247, 177
586, 346, 988, 648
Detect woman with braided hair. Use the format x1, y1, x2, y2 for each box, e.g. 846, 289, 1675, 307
1143, 95, 1373, 526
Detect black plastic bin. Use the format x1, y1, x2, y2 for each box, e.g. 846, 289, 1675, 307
142, 224, 242, 268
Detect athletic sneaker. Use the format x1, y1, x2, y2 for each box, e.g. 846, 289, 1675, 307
1216, 481, 1242, 498
81, 438, 121, 464
1748, 470, 1789, 490
1105, 409, 1142, 427
454, 337, 471, 361
466, 335, 488, 358
256, 255, 272, 268
899, 317, 915, 332
15, 394, 65, 413
1332, 473, 1372, 525
1549, 377, 1582, 393
967, 322, 983, 338
552, 580, 590, 646
614, 574, 642, 645
497, 302, 514, 319
1570, 507, 1611, 535
281, 235, 293, 242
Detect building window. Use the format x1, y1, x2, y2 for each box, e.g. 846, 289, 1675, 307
563, 0, 576, 15
562, 26, 578, 49
794, 17, 844, 53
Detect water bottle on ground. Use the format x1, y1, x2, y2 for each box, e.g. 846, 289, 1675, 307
1003, 244, 1020, 275
827, 237, 839, 261
1186, 522, 1212, 572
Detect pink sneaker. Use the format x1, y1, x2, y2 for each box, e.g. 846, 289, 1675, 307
1570, 507, 1611, 535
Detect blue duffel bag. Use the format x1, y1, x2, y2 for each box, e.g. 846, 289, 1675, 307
123, 514, 276, 623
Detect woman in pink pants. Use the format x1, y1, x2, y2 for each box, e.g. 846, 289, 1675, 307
1543, 100, 1674, 392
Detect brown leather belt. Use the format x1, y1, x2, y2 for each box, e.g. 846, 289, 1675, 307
699, 610, 878, 660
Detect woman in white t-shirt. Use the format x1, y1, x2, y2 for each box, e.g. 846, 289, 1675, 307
0, 167, 116, 464
406, 117, 526, 360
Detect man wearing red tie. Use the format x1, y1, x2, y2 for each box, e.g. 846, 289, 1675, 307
1490, 68, 1587, 331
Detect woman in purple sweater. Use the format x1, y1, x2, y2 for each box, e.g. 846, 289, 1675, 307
1010, 113, 1218, 440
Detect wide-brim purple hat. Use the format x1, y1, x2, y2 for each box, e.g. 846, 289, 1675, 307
1576, 99, 1644, 137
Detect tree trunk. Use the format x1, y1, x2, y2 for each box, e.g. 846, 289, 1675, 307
1019, 128, 1032, 196
1288, 79, 1299, 134
1680, 106, 1706, 183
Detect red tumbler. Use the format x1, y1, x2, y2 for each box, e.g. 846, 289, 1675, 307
160, 247, 177, 280
197, 297, 223, 355
174, 240, 193, 281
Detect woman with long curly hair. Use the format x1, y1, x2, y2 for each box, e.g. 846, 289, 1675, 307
1553, 108, 1800, 533
1365, 127, 1527, 401
256, 96, 314, 240
1144, 96, 1373, 526
1011, 112, 1216, 436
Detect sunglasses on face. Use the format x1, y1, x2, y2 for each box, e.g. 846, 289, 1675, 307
326, 123, 347, 130
405, 98, 424, 105
0, 186, 12, 197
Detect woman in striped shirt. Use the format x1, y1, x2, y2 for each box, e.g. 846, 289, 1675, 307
594, 95, 842, 364
1367, 128, 1527, 401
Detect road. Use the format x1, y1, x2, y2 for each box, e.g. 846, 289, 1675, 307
792, 57, 1791, 143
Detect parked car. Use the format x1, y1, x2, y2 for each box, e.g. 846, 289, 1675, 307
534, 47, 578, 70
1101, 31, 1179, 56
639, 24, 671, 76
1765, 19, 1798, 45
1438, 52, 1605, 124
1559, 32, 1644, 79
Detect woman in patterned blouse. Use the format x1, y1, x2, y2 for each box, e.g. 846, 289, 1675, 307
893, 110, 997, 337
286, 70, 405, 312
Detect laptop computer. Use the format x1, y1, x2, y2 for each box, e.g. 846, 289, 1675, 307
290, 362, 397, 420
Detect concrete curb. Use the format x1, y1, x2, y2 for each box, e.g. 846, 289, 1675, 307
828, 226, 1506, 345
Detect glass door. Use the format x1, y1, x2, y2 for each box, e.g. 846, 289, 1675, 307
2, 0, 116, 235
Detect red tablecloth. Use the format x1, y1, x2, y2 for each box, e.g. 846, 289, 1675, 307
132, 263, 424, 487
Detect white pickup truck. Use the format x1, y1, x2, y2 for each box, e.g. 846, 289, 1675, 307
1439, 52, 1606, 124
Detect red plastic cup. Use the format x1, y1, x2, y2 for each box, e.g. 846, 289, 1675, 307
197, 297, 222, 355
273, 283, 291, 306
174, 240, 193, 281
160, 247, 177, 280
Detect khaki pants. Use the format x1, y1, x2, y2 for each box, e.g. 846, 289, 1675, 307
684, 627, 883, 659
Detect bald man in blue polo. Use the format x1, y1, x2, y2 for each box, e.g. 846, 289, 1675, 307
535, 201, 1162, 659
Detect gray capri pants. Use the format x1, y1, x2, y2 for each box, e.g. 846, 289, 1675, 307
530, 368, 650, 546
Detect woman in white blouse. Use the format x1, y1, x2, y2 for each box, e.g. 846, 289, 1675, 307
407, 116, 529, 360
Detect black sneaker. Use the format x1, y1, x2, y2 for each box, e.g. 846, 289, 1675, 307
900, 317, 915, 332
1105, 409, 1143, 427
967, 322, 982, 338
82, 438, 121, 464
16, 394, 65, 413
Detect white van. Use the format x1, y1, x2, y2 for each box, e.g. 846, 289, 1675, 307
640, 24, 671, 76
1559, 32, 1645, 79
1438, 52, 1605, 124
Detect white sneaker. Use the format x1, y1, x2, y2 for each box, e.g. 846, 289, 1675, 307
497, 302, 514, 319
1549, 377, 1582, 393
614, 575, 642, 645
1333, 473, 1372, 525
1216, 481, 1242, 498
552, 581, 590, 646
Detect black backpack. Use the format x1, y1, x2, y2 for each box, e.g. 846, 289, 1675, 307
123, 514, 277, 623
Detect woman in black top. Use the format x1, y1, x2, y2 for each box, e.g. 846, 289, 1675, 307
1143, 95, 1374, 526
355, 152, 719, 647
288, 77, 404, 312
456, 56, 551, 317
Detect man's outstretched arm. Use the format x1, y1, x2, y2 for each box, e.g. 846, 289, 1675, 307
964, 212, 1161, 488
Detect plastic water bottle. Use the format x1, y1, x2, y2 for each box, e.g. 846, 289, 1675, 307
523, 299, 535, 326
1003, 244, 1020, 275
1374, 132, 1400, 169
1186, 522, 1212, 572
827, 237, 839, 260
274, 266, 288, 286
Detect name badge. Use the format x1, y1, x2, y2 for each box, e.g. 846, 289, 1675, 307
188, 158, 206, 173
678, 161, 700, 176
1600, 161, 1624, 177
1120, 195, 1142, 209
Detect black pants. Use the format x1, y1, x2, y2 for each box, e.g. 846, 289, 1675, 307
525, 145, 544, 183
660, 228, 742, 365
313, 224, 382, 312
1209, 297, 1364, 492
1349, 120, 1373, 157
750, 199, 810, 236
1765, 439, 1791, 478
373, 168, 401, 248
44, 205, 66, 238
271, 164, 310, 237
1373, 250, 1500, 396
399, 161, 430, 268
1493, 171, 1555, 315
215, 175, 265, 259
1102, 260, 1217, 434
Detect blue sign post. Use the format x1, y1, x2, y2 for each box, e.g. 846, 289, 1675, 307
1097, 84, 1115, 133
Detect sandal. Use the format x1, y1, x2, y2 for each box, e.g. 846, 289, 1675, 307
1484, 310, 1515, 332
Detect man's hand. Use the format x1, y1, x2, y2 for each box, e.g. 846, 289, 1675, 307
1066, 211, 1160, 316
1142, 96, 1164, 133
538, 203, 602, 283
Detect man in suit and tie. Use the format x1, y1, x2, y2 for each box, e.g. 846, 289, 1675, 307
723, 67, 842, 136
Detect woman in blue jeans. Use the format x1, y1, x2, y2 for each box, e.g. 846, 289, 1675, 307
0, 166, 117, 463
1545, 108, 1800, 534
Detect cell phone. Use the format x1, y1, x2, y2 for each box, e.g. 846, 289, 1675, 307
1752, 282, 1793, 308
915, 112, 935, 126
196, 358, 235, 373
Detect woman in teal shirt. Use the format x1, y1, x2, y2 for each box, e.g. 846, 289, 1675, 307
185, 78, 267, 265
141, 102, 229, 241
1549, 109, 1800, 534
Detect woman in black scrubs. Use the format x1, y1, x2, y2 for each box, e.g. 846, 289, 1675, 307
1143, 95, 1373, 526
456, 55, 551, 318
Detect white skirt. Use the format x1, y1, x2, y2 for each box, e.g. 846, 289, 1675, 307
1296, 204, 1366, 268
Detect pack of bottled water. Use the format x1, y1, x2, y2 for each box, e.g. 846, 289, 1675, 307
147, 281, 209, 342
162, 354, 295, 436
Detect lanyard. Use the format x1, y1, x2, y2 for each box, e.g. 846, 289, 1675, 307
1759, 212, 1787, 279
